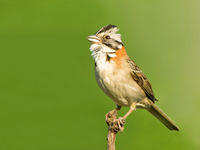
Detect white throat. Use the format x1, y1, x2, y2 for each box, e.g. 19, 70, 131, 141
90, 43, 117, 63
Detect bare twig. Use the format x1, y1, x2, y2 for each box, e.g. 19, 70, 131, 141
106, 111, 125, 150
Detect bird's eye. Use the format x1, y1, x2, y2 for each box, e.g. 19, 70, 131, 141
104, 35, 111, 39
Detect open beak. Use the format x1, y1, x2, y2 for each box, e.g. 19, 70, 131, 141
88, 35, 101, 43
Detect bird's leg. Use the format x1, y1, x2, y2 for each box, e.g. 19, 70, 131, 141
122, 103, 136, 120
114, 103, 136, 132
105, 105, 121, 123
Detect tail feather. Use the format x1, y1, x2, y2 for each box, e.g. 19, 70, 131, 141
148, 103, 179, 131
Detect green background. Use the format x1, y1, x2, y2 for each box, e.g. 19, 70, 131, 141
0, 0, 200, 149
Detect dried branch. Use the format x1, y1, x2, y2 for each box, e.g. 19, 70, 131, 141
106, 111, 125, 150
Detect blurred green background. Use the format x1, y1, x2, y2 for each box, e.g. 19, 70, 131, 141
0, 0, 200, 150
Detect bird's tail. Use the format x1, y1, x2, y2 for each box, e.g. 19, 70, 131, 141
148, 103, 179, 131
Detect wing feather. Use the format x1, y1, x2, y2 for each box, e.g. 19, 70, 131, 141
127, 59, 157, 103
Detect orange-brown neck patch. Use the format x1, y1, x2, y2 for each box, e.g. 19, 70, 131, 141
111, 46, 127, 66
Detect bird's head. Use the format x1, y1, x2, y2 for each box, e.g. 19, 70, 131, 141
88, 25, 124, 60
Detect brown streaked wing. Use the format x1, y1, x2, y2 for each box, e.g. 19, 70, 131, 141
127, 59, 157, 103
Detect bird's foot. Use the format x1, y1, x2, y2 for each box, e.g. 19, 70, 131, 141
105, 109, 125, 133
113, 117, 125, 132
107, 116, 125, 133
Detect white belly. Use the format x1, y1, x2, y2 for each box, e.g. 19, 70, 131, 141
95, 61, 146, 107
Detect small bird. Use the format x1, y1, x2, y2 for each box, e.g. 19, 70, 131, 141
88, 25, 179, 131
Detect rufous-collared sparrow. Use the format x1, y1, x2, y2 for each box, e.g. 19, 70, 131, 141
88, 25, 179, 131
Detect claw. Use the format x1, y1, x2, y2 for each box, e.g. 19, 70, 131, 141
107, 117, 125, 133
105, 109, 126, 133
115, 117, 125, 132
